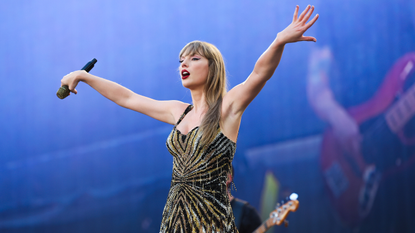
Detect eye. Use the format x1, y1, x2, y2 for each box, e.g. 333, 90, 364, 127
192, 57, 200, 61
179, 60, 184, 63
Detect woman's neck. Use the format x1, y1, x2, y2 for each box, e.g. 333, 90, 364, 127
190, 89, 208, 115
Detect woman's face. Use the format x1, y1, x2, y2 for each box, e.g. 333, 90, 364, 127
179, 53, 209, 90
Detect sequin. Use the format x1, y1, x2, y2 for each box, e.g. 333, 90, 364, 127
160, 105, 238, 233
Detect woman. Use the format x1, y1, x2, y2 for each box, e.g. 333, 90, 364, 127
61, 5, 318, 233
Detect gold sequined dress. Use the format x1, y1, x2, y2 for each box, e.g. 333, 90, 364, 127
160, 105, 239, 233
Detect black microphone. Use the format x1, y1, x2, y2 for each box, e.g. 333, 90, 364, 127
57, 58, 98, 99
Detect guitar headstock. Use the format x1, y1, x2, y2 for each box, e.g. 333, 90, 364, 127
269, 193, 299, 227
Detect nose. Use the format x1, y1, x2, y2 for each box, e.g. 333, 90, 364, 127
181, 58, 189, 68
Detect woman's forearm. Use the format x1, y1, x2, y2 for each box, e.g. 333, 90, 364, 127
252, 38, 286, 81
78, 72, 135, 107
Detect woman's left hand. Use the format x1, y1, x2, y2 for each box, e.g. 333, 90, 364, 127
276, 5, 319, 44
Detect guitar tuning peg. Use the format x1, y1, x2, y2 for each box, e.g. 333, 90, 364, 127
284, 220, 289, 228
289, 193, 298, 201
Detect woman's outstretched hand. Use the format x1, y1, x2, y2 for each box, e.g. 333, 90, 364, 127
61, 70, 87, 95
276, 5, 319, 44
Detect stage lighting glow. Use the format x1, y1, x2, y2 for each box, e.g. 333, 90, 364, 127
290, 193, 298, 200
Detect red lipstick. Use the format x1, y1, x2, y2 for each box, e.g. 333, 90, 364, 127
181, 69, 190, 79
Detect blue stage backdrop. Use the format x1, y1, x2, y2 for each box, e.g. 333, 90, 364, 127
1, 0, 415, 232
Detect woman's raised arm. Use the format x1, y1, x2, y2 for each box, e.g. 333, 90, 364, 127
224, 5, 319, 115
61, 70, 187, 125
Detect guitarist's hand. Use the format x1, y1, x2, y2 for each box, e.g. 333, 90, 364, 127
307, 46, 362, 158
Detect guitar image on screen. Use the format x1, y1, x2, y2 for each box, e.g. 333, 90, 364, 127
319, 52, 415, 226
253, 193, 299, 233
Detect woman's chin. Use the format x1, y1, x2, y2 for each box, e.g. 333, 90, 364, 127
181, 81, 204, 91
181, 81, 191, 89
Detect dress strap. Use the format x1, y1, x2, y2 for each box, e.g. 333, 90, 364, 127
175, 105, 193, 127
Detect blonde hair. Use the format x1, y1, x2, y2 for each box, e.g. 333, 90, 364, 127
179, 41, 227, 145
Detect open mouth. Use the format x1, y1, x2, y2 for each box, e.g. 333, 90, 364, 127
181, 70, 190, 79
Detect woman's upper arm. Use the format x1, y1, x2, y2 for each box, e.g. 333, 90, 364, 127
122, 95, 188, 125
224, 72, 267, 115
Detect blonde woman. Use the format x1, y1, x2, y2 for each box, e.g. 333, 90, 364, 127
61, 5, 318, 233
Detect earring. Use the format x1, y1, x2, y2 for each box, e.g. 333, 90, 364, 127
231, 181, 237, 192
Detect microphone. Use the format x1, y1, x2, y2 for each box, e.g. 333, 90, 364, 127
56, 58, 98, 99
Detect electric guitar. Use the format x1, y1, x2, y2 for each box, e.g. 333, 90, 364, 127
253, 193, 299, 233
321, 53, 415, 226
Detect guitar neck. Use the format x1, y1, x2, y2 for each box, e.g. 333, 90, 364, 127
385, 62, 415, 133
252, 199, 299, 233
253, 218, 274, 233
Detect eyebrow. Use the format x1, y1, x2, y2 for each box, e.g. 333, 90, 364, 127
180, 54, 202, 59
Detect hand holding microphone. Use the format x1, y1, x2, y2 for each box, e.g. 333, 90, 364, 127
57, 58, 97, 99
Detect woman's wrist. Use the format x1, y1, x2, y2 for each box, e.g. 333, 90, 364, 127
273, 33, 287, 47
76, 70, 90, 82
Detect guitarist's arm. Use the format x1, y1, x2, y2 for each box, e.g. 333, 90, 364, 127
306, 46, 361, 156
230, 197, 262, 233
240, 205, 262, 233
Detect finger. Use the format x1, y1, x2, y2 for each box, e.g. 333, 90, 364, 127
68, 84, 78, 94
293, 5, 299, 22
301, 36, 317, 42
305, 14, 319, 30
298, 5, 311, 22
303, 5, 315, 24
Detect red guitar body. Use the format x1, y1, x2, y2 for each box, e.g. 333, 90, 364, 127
320, 53, 415, 227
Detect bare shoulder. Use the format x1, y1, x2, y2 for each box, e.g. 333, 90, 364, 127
220, 92, 243, 143
222, 86, 245, 118
168, 100, 191, 124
